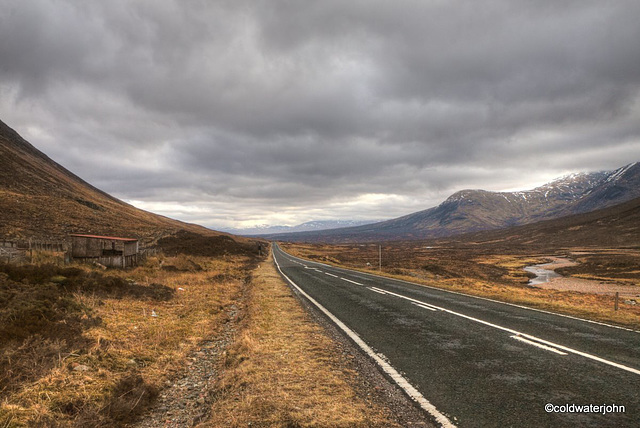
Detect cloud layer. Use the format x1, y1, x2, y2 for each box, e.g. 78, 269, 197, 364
2, 0, 640, 228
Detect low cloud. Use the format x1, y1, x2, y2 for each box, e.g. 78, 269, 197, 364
1, 0, 639, 228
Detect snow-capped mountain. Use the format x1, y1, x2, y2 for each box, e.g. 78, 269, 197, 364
267, 162, 640, 242
220, 219, 379, 236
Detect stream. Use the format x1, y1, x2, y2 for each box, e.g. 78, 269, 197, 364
524, 263, 562, 285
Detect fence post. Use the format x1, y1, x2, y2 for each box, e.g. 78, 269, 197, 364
615, 292, 619, 311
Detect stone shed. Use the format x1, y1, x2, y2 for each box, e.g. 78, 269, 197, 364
70, 234, 139, 268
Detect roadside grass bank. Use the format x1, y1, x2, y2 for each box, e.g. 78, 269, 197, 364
0, 252, 256, 427
281, 243, 640, 330
203, 252, 402, 427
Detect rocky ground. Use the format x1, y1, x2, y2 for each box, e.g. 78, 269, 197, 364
129, 259, 434, 427
131, 303, 242, 428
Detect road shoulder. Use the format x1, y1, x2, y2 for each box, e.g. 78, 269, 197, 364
202, 250, 432, 427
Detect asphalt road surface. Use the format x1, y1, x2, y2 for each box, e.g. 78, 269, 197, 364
272, 244, 640, 427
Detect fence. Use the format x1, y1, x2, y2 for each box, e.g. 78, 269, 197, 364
1, 238, 154, 267
0, 239, 66, 264
0, 239, 65, 252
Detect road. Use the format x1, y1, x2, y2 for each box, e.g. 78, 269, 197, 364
272, 244, 640, 427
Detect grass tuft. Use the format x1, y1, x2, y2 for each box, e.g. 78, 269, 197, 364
204, 255, 400, 427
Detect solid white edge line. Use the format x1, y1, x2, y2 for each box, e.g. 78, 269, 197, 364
510, 335, 568, 355
369, 288, 387, 295
273, 249, 456, 428
279, 247, 638, 334
278, 247, 640, 375
369, 286, 388, 294
340, 277, 364, 286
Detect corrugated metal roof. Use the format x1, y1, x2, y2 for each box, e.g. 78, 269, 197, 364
70, 234, 138, 242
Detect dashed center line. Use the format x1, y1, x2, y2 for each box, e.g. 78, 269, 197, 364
340, 277, 364, 286
280, 249, 640, 375
272, 251, 456, 428
325, 272, 338, 278
369, 286, 640, 373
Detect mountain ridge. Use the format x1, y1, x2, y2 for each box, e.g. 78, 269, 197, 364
221, 219, 380, 236
267, 162, 640, 243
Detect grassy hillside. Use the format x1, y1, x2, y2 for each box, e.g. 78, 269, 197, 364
0, 119, 251, 250
448, 196, 640, 250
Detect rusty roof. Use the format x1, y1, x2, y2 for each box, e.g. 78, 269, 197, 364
70, 234, 138, 242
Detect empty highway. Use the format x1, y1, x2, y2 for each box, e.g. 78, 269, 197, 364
273, 244, 640, 427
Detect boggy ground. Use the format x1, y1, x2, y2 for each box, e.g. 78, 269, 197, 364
280, 242, 640, 330
1, 243, 426, 428
0, 249, 259, 427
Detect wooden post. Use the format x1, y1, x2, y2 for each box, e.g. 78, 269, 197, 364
379, 245, 382, 271
615, 292, 619, 311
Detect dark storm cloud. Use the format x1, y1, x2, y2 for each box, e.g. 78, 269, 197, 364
1, 0, 640, 227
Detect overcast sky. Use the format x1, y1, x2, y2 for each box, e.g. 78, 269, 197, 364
2, 1, 640, 229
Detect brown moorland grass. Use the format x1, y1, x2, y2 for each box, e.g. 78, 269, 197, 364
281, 243, 640, 330
203, 253, 401, 428
0, 252, 256, 427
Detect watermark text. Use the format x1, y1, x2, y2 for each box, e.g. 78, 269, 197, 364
545, 403, 625, 415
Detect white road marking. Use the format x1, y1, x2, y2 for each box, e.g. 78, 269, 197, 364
375, 287, 640, 376
340, 277, 363, 286
325, 272, 339, 278
273, 251, 456, 428
369, 287, 387, 295
277, 246, 640, 375
412, 302, 438, 312
510, 335, 567, 355
281, 249, 638, 334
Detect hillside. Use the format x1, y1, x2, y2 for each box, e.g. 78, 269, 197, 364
267, 163, 640, 243
448, 195, 640, 250
0, 119, 255, 252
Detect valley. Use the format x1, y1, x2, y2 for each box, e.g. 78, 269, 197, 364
280, 241, 640, 329
1, 119, 639, 426
265, 163, 640, 243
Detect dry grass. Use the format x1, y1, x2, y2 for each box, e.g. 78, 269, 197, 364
203, 253, 400, 428
0, 252, 255, 427
281, 243, 640, 330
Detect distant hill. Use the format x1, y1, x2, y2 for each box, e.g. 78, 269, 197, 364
267, 162, 640, 243
0, 119, 257, 254
221, 219, 380, 236
447, 195, 640, 250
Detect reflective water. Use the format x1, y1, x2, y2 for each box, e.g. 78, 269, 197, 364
524, 263, 562, 285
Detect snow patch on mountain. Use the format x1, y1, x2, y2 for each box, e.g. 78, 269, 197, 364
220, 219, 380, 236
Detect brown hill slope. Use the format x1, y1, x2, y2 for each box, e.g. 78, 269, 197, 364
0, 119, 255, 253
445, 195, 640, 251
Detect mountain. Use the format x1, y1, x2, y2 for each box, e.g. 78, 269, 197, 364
0, 119, 256, 252
267, 162, 640, 243
449, 195, 640, 250
221, 219, 379, 236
